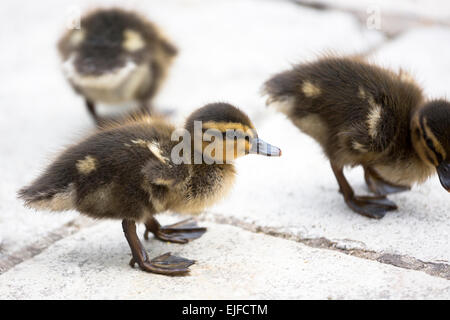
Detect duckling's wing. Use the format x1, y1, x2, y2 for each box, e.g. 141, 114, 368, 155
141, 157, 189, 187
343, 95, 399, 155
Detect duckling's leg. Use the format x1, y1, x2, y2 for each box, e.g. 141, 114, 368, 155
144, 217, 207, 244
364, 166, 410, 196
331, 163, 397, 219
85, 99, 100, 124
122, 219, 195, 275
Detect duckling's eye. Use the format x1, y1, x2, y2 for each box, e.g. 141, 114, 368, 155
244, 136, 250, 142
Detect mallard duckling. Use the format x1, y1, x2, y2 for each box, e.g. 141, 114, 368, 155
264, 56, 450, 219
58, 8, 177, 124
18, 103, 281, 275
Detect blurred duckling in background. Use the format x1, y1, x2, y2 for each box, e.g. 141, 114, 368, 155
18, 103, 281, 275
58, 8, 177, 124
264, 56, 450, 219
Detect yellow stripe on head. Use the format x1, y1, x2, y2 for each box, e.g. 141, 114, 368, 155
202, 121, 252, 133
423, 118, 447, 162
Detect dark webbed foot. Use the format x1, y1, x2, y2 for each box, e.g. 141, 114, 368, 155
364, 166, 410, 196
122, 219, 195, 276
331, 162, 398, 219
345, 195, 397, 219
145, 217, 207, 244
129, 252, 195, 275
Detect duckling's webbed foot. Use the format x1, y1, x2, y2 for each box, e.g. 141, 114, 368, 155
144, 217, 207, 244
122, 219, 194, 275
128, 252, 195, 275
346, 195, 397, 219
331, 162, 397, 219
364, 166, 410, 196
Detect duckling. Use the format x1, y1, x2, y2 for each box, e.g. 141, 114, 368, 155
18, 103, 281, 275
58, 8, 177, 124
263, 56, 450, 219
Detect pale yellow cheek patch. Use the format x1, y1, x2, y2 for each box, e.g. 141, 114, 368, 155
70, 30, 85, 46
76, 155, 97, 175
302, 81, 321, 98
123, 29, 145, 52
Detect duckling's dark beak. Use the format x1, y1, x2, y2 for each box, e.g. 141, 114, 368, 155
249, 138, 282, 157
437, 161, 450, 192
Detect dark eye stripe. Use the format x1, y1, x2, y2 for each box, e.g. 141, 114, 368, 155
419, 116, 444, 163
224, 131, 249, 140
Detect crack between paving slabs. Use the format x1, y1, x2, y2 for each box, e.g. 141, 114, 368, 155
0, 216, 97, 275
1, 212, 448, 280
200, 212, 450, 280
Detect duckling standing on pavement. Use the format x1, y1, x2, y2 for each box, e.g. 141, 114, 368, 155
58, 8, 177, 124
18, 103, 281, 275
264, 56, 450, 219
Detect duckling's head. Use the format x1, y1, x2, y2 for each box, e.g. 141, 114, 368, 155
59, 8, 177, 76
411, 100, 450, 191
184, 103, 281, 163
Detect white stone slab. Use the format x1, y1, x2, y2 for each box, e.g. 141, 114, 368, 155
0, 219, 448, 299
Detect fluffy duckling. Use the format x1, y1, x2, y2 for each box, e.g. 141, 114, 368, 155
58, 8, 177, 124
18, 103, 281, 275
264, 56, 450, 219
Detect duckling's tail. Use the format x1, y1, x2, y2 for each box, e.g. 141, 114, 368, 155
263, 71, 295, 99
262, 70, 299, 115
17, 180, 75, 212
